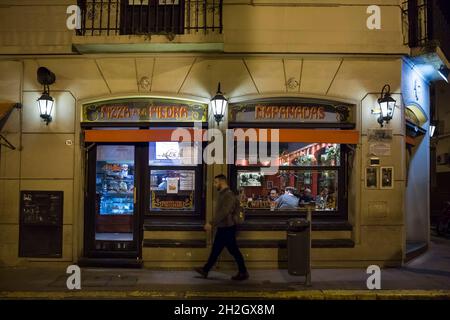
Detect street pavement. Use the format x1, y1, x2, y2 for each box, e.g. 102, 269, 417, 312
1, 235, 450, 299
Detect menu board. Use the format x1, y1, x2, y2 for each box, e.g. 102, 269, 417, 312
19, 191, 63, 258
179, 172, 194, 191
20, 191, 63, 225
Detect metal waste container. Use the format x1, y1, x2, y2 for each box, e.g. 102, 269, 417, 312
287, 218, 311, 280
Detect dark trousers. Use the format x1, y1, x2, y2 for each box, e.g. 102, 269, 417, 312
203, 225, 247, 274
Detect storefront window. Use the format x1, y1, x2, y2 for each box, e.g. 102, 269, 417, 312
150, 169, 196, 212
148, 140, 202, 215
235, 142, 340, 167
232, 142, 343, 215
236, 169, 338, 211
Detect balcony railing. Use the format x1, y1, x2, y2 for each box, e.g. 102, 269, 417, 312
401, 0, 429, 47
402, 0, 450, 59
76, 0, 223, 36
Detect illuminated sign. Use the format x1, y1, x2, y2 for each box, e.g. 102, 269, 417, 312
151, 192, 194, 210
255, 105, 326, 121
229, 98, 352, 123
82, 98, 207, 122
156, 142, 180, 160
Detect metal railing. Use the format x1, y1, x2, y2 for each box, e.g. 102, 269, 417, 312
76, 0, 223, 36
401, 0, 429, 47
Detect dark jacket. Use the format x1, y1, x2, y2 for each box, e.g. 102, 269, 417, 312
212, 187, 237, 228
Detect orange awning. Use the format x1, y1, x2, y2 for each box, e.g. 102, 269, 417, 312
84, 129, 207, 142
0, 102, 17, 130
233, 128, 359, 144
0, 102, 18, 150
84, 128, 359, 144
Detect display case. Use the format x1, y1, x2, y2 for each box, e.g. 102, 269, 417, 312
96, 161, 135, 215
94, 145, 136, 238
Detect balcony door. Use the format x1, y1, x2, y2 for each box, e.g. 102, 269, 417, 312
119, 0, 185, 35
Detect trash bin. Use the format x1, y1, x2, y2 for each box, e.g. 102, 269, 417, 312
287, 218, 310, 276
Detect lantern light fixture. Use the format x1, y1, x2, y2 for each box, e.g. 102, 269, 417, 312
210, 82, 228, 126
36, 67, 56, 125
430, 120, 439, 138
376, 84, 396, 127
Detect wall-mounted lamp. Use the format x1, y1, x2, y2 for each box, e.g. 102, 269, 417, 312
430, 120, 439, 138
210, 82, 228, 126
375, 84, 396, 127
438, 65, 449, 83
37, 67, 56, 125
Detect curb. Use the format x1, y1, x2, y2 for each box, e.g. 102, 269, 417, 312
1, 290, 450, 300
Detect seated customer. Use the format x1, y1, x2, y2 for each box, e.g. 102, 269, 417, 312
275, 187, 299, 209
325, 188, 336, 209
316, 187, 329, 209
299, 188, 314, 204
268, 188, 279, 201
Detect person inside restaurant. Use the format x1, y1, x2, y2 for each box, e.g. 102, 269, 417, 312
316, 187, 328, 209
275, 187, 299, 209
299, 188, 314, 204
268, 188, 279, 201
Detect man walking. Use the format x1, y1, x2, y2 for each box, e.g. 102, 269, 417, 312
195, 174, 249, 281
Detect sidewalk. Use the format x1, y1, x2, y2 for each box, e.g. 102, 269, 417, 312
1, 236, 450, 299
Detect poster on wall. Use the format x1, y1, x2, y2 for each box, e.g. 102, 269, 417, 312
166, 178, 179, 194
365, 167, 379, 189
238, 172, 263, 187
369, 143, 391, 156
368, 128, 393, 156
179, 172, 194, 191
380, 167, 394, 189
368, 128, 393, 142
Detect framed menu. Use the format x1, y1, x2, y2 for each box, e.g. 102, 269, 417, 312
179, 171, 194, 191
365, 167, 379, 189
380, 167, 394, 189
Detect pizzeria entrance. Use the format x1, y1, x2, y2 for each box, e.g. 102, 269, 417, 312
84, 142, 145, 260
83, 137, 204, 262
81, 97, 208, 264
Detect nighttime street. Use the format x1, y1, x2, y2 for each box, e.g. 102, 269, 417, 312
1, 234, 450, 299
0, 0, 450, 314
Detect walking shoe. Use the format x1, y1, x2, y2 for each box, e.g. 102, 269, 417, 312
194, 267, 208, 278
231, 272, 249, 281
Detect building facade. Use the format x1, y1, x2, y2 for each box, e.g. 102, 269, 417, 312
0, 0, 448, 268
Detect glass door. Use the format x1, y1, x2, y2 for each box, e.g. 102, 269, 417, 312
85, 144, 142, 258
